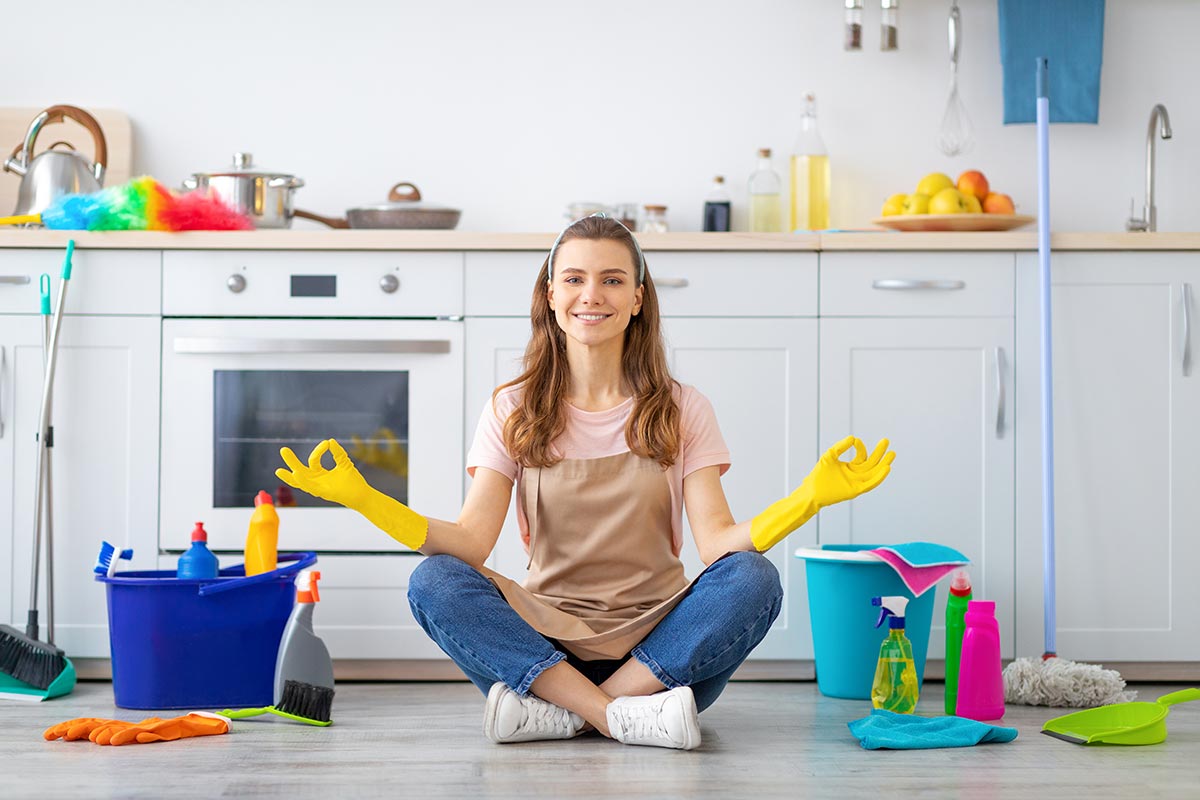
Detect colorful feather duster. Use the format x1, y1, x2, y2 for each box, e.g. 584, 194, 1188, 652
0, 176, 254, 231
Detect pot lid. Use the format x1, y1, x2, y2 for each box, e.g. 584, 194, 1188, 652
349, 182, 460, 213
192, 152, 294, 179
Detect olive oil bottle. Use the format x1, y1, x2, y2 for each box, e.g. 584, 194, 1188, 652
790, 92, 830, 232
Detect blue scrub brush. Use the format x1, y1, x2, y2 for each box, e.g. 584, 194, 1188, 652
93, 541, 134, 576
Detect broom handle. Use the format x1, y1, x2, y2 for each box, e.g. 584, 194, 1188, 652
43, 313, 56, 645
27, 242, 73, 640
1036, 58, 1057, 658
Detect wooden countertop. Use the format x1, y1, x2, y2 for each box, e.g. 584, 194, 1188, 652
0, 229, 1198, 251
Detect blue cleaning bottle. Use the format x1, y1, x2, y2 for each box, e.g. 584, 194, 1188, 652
870, 595, 919, 713
177, 521, 220, 579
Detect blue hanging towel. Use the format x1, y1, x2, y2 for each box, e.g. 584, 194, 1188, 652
999, 0, 1105, 124
848, 709, 1019, 750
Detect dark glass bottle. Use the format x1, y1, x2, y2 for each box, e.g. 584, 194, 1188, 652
703, 175, 731, 232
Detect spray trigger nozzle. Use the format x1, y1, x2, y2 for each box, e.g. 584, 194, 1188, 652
872, 595, 909, 629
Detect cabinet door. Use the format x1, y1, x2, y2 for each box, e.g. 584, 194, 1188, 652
1016, 253, 1200, 660
0, 316, 43, 632
664, 318, 818, 659
8, 316, 161, 658
820, 317, 1015, 658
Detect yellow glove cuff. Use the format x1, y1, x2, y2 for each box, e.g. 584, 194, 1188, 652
359, 486, 429, 551
750, 483, 820, 553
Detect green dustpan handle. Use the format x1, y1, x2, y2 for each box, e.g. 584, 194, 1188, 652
1156, 688, 1200, 706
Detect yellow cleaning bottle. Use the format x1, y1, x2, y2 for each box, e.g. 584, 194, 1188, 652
244, 490, 279, 576
870, 595, 919, 713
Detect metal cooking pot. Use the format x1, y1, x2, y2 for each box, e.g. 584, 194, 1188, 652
183, 153, 304, 229
295, 183, 461, 229
3, 105, 108, 217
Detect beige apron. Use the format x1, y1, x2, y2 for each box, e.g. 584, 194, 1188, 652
478, 450, 697, 660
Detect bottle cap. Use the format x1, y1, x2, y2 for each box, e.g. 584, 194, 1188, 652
949, 568, 972, 596
968, 600, 996, 615
713, 175, 725, 184
758, 147, 771, 158
643, 204, 667, 212
191, 522, 208, 543
255, 490, 274, 507
297, 570, 322, 603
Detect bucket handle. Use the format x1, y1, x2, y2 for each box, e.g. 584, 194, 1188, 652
197, 551, 317, 597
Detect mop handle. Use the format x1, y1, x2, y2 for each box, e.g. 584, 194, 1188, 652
27, 241, 73, 635
1036, 58, 1056, 658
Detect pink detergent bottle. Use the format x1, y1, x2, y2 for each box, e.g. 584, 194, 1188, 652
955, 600, 1005, 720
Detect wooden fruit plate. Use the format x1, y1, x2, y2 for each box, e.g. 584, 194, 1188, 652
871, 213, 1035, 232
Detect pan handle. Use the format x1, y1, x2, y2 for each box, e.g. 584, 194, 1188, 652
1156, 688, 1200, 706
293, 209, 350, 229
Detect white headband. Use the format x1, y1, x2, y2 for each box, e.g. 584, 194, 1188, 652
547, 212, 646, 284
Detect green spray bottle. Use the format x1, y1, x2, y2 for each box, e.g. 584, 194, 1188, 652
944, 568, 973, 715
871, 596, 919, 713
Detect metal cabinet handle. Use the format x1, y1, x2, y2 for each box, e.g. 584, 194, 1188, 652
1183, 283, 1193, 377
655, 278, 689, 288
1, 275, 32, 285
872, 278, 966, 291
174, 337, 451, 355
0, 345, 6, 438
995, 346, 1007, 439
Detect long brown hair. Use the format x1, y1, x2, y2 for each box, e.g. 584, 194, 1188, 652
495, 215, 680, 468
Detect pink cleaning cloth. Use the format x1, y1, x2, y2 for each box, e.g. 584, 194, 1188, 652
867, 550, 960, 597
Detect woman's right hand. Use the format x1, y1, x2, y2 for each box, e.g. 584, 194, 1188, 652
276, 438, 371, 509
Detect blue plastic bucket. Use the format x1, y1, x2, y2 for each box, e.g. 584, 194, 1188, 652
795, 545, 936, 700
95, 552, 316, 710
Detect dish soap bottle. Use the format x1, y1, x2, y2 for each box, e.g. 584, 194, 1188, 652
944, 568, 972, 715
871, 595, 919, 713
956, 600, 1005, 720
748, 148, 783, 232
245, 490, 279, 576
789, 91, 830, 231
177, 521, 219, 580
702, 176, 731, 232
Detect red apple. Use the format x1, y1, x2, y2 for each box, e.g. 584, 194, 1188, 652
957, 170, 990, 202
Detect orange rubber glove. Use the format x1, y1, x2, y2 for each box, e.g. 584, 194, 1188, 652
90, 713, 229, 745
44, 717, 160, 742
276, 438, 428, 550
750, 436, 895, 552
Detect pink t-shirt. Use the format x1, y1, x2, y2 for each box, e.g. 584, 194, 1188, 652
467, 383, 730, 556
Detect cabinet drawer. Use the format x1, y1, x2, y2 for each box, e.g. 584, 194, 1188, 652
821, 252, 1013, 316
0, 249, 161, 315
466, 251, 818, 317
163, 250, 463, 317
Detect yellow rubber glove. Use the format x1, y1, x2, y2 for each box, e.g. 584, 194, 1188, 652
276, 438, 428, 550
750, 436, 895, 553
90, 713, 229, 745
44, 717, 160, 742
349, 426, 409, 478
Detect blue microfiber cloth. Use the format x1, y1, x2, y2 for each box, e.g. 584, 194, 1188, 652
848, 709, 1019, 750
998, 0, 1105, 124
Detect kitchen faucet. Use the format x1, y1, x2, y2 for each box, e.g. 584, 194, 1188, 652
1126, 104, 1172, 232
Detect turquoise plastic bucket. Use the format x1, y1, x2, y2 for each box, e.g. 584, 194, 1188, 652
795, 545, 937, 700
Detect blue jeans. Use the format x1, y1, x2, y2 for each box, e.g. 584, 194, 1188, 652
407, 551, 783, 713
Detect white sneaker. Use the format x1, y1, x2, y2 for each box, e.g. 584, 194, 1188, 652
484, 682, 585, 743
606, 686, 701, 750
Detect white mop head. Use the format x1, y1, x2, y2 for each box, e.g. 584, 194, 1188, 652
1002, 656, 1136, 708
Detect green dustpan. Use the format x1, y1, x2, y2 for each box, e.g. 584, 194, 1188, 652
1042, 688, 1200, 745
0, 657, 77, 702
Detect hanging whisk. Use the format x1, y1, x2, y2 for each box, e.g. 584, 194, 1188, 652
938, 0, 973, 156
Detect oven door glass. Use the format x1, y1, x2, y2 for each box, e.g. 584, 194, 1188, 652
213, 370, 409, 509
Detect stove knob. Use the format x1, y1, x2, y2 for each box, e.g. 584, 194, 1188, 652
226, 274, 247, 293
379, 274, 400, 294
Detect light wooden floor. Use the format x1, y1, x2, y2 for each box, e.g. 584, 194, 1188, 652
4, 680, 1197, 799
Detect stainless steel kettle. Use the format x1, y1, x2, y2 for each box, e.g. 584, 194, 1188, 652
3, 105, 108, 216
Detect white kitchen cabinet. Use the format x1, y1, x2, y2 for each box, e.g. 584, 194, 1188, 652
464, 249, 820, 660
819, 252, 1016, 660
1014, 252, 1200, 661
6, 315, 161, 658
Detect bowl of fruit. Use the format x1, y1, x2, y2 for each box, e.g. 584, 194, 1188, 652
873, 170, 1034, 231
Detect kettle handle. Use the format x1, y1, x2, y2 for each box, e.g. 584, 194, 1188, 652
16, 105, 108, 182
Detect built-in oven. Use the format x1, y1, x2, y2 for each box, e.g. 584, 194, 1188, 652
159, 250, 464, 553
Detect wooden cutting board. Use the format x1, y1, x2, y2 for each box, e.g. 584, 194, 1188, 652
0, 107, 133, 216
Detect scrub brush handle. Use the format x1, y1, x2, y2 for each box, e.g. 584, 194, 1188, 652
219, 707, 270, 719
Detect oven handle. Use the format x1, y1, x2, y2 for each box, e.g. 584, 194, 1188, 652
173, 337, 451, 355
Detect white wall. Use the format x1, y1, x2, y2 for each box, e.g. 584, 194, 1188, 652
5, 0, 1195, 232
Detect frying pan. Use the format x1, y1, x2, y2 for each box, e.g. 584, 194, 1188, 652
294, 182, 461, 229
1041, 688, 1200, 745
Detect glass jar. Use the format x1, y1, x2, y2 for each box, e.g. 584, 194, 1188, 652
844, 0, 863, 51
639, 205, 669, 233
